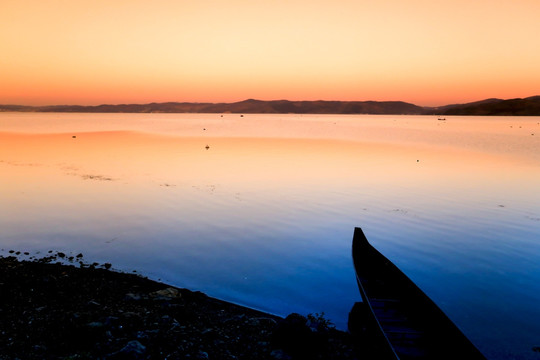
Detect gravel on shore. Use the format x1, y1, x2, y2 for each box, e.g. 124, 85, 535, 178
0, 254, 367, 360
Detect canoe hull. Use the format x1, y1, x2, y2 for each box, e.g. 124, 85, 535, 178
350, 227, 485, 359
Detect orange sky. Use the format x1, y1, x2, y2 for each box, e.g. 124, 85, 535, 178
1, 0, 539, 107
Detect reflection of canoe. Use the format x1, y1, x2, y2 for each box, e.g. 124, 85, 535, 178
351, 227, 485, 359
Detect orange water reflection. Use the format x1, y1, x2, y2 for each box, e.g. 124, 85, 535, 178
1, 130, 537, 195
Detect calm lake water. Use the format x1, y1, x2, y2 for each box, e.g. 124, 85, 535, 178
1, 113, 539, 359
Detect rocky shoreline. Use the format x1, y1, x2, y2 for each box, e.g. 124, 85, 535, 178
0, 255, 366, 360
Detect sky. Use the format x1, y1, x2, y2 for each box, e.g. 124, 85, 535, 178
1, 0, 539, 107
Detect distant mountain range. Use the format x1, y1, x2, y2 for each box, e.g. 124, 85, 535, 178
424, 96, 540, 116
1, 96, 539, 115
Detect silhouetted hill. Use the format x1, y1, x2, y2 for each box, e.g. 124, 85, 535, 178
425, 96, 540, 116
425, 98, 502, 113
0, 100, 423, 114
1, 96, 539, 115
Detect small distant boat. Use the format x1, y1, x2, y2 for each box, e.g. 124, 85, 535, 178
350, 227, 485, 359
437, 117, 446, 121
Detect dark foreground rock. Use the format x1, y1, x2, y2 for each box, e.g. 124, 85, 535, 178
0, 256, 362, 359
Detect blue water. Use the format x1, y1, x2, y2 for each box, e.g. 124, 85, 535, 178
1, 113, 539, 359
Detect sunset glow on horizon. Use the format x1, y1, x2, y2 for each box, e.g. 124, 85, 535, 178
1, 0, 539, 107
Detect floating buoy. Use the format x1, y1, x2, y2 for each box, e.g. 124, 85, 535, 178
205, 145, 210, 150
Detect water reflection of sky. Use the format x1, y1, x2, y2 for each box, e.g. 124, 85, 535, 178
1, 114, 540, 359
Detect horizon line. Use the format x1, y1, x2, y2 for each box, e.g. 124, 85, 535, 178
2, 95, 539, 109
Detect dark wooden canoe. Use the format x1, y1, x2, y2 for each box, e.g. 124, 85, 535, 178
351, 227, 485, 359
